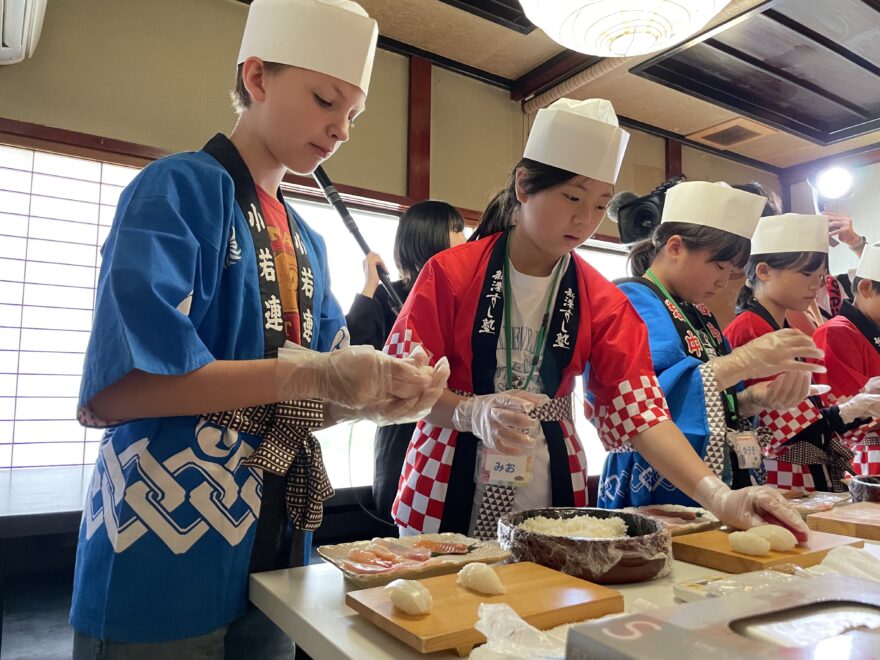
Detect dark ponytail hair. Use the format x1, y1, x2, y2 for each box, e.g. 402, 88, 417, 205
394, 200, 465, 287
628, 222, 752, 277
736, 251, 829, 312
470, 158, 577, 241
731, 181, 782, 217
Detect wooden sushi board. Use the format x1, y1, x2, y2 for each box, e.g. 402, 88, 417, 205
345, 561, 623, 656
807, 502, 880, 541
672, 529, 864, 573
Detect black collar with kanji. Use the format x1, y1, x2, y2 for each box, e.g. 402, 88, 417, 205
202, 133, 315, 356
839, 300, 880, 357
471, 230, 579, 396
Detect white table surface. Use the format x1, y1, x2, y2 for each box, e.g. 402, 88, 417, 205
251, 541, 880, 660
249, 558, 728, 660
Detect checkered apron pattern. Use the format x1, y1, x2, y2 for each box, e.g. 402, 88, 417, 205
763, 458, 816, 491
853, 443, 880, 475
392, 393, 584, 538
764, 435, 853, 493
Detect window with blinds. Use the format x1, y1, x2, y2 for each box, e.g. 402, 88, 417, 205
0, 142, 628, 480
0, 145, 139, 468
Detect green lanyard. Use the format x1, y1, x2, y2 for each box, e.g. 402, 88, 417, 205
645, 269, 738, 422
503, 239, 564, 391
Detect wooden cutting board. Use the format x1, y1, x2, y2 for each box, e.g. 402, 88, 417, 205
672, 529, 864, 573
345, 561, 623, 656
807, 502, 880, 541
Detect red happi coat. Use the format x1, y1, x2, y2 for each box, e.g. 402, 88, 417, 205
813, 301, 880, 475
384, 231, 670, 534
726, 302, 850, 491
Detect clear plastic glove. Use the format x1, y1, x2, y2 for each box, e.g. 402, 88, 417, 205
737, 371, 812, 416
863, 376, 880, 395
839, 392, 880, 424
275, 343, 435, 408
711, 329, 825, 389
329, 350, 450, 425
452, 390, 549, 455
693, 475, 810, 540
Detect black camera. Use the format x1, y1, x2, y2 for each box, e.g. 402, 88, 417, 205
608, 175, 686, 244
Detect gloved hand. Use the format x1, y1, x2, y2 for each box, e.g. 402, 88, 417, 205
452, 390, 550, 455
275, 343, 437, 409
692, 475, 810, 540
737, 370, 812, 416
839, 392, 880, 424
863, 376, 880, 395
328, 349, 450, 425
711, 329, 825, 389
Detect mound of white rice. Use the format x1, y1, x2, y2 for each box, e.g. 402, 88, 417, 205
517, 514, 627, 539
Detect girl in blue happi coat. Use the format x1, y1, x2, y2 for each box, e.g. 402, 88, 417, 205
598, 181, 824, 508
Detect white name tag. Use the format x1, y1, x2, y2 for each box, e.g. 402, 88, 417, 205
729, 431, 763, 470
477, 448, 533, 487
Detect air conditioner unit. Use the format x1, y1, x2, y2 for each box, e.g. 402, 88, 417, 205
0, 0, 47, 65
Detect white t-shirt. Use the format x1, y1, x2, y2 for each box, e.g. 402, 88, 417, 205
467, 256, 568, 535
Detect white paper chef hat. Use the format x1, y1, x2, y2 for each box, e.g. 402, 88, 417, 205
660, 181, 766, 239
856, 244, 880, 282
523, 98, 630, 184
238, 0, 378, 95
750, 213, 829, 255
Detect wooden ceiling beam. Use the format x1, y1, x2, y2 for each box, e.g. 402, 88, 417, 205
510, 51, 602, 102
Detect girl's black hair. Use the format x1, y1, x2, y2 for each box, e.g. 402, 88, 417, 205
470, 158, 577, 241
731, 181, 782, 218
736, 251, 829, 311
394, 200, 465, 287
628, 222, 752, 277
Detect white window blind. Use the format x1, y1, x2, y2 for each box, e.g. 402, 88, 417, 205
0, 144, 139, 468
0, 142, 627, 484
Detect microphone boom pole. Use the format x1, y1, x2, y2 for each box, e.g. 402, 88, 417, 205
312, 166, 404, 313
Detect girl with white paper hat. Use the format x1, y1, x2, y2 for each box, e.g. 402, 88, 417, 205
599, 182, 827, 509
70, 1, 449, 654
726, 214, 876, 493
385, 98, 807, 543
813, 243, 880, 475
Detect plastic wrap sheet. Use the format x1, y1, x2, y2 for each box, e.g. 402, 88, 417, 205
497, 508, 672, 584
818, 545, 880, 582
469, 599, 662, 659
704, 570, 799, 597
743, 607, 880, 648
469, 604, 566, 660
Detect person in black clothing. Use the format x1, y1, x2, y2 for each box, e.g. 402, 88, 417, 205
346, 200, 466, 523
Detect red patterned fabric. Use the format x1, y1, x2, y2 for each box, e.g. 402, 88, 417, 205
385, 236, 669, 533
763, 458, 816, 491
813, 312, 880, 475
758, 401, 823, 456
595, 376, 670, 450
727, 308, 824, 490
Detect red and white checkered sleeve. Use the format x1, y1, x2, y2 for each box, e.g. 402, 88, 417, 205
595, 375, 671, 450
382, 259, 452, 364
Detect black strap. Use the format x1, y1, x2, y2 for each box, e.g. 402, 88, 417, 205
743, 299, 784, 332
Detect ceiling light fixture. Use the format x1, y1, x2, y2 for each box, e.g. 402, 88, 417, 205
519, 1, 731, 58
